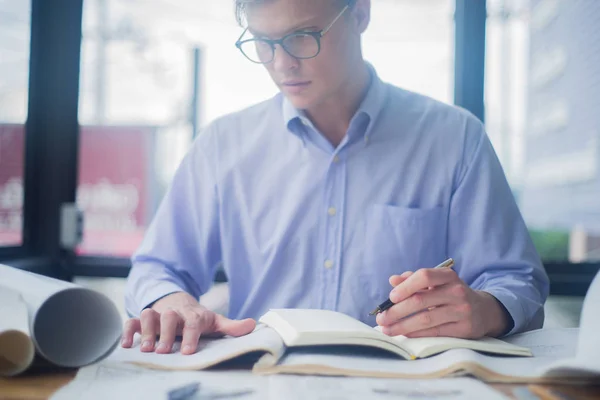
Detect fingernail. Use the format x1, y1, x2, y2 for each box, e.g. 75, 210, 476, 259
182, 345, 192, 353
142, 341, 151, 349
157, 342, 167, 351
121, 338, 128, 346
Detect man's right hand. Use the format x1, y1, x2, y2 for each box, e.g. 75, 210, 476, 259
120, 291, 256, 355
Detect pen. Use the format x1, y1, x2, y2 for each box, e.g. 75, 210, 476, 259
368, 258, 455, 316
167, 382, 200, 400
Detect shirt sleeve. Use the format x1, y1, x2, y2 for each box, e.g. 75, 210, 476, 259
124, 126, 222, 317
448, 114, 550, 336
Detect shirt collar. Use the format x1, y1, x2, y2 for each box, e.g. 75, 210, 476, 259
282, 62, 388, 141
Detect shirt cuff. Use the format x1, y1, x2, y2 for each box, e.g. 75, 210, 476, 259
480, 287, 525, 337
128, 280, 185, 318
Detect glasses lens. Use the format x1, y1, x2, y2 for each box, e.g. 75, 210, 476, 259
239, 39, 273, 63
282, 33, 319, 59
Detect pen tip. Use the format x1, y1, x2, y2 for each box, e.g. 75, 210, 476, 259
369, 307, 380, 316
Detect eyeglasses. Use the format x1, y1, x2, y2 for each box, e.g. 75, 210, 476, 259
235, 5, 349, 64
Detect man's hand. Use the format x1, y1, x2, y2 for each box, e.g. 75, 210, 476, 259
376, 268, 511, 339
120, 292, 256, 355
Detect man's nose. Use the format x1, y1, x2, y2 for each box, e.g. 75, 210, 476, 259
272, 45, 299, 72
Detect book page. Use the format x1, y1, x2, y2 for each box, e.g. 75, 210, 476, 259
52, 361, 508, 400
0, 285, 35, 376
372, 326, 531, 358
541, 272, 600, 380
51, 363, 260, 400
501, 328, 578, 358
107, 324, 286, 370
259, 309, 412, 359
572, 271, 600, 361
259, 346, 563, 382
264, 375, 509, 400
260, 309, 379, 344
394, 335, 532, 358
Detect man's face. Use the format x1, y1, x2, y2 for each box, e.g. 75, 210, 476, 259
245, 0, 363, 110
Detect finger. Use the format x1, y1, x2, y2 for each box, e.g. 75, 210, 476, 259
380, 305, 463, 337
121, 318, 141, 348
389, 271, 413, 287
140, 308, 160, 352
405, 320, 475, 339
180, 311, 208, 355
156, 309, 182, 354
377, 283, 464, 326
214, 315, 256, 337
389, 267, 457, 303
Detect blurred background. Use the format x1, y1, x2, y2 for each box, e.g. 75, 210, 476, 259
0, 0, 598, 325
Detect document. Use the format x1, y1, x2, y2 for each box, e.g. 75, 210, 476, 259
0, 264, 123, 376
51, 361, 510, 400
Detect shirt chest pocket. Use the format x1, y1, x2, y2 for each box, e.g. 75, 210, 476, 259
358, 204, 448, 300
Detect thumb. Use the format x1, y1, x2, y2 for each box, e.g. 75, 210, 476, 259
214, 315, 256, 337
389, 271, 413, 287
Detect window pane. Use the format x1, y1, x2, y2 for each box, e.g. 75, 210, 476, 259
363, 0, 454, 105
77, 0, 454, 257
485, 0, 600, 262
0, 1, 31, 247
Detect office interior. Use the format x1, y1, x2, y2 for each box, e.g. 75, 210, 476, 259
0, 0, 598, 336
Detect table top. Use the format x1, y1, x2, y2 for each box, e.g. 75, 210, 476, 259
1, 370, 600, 400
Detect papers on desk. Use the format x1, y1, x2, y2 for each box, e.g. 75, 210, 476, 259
537, 269, 600, 381
50, 362, 511, 400
254, 270, 600, 383
0, 264, 122, 376
256, 329, 578, 383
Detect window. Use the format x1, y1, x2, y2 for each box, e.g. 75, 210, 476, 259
485, 0, 600, 263
0, 0, 31, 247
363, 0, 455, 105
76, 0, 455, 258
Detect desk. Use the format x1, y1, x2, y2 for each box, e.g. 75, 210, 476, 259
1, 371, 599, 400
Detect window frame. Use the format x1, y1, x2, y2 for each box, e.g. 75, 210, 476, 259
1, 0, 596, 296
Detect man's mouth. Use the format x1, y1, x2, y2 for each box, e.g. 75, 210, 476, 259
281, 81, 311, 93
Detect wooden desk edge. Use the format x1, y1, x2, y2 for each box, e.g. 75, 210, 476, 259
1, 371, 600, 400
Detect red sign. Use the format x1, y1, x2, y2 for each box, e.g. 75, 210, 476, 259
0, 124, 24, 246
0, 124, 156, 257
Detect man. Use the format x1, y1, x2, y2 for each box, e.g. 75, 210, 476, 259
121, 0, 549, 355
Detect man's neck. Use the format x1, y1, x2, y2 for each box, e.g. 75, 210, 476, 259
304, 62, 371, 148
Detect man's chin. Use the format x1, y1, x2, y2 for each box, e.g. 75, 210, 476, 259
283, 93, 315, 111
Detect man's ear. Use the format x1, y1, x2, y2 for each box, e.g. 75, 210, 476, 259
351, 0, 371, 34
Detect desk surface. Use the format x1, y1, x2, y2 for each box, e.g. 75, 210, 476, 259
1, 371, 600, 400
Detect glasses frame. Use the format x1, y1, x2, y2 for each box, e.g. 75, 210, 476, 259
235, 4, 349, 64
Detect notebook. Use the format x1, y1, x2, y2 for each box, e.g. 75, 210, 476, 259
254, 271, 600, 384
258, 308, 532, 360
110, 308, 532, 374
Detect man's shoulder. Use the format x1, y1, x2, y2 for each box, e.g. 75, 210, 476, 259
383, 83, 486, 152
385, 83, 481, 128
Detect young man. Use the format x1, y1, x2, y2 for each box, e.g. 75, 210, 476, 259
121, 0, 549, 355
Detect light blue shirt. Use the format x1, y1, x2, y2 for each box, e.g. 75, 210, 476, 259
125, 64, 549, 335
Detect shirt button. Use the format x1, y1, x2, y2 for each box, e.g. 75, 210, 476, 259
364, 135, 370, 143
324, 260, 334, 269
333, 155, 340, 163
328, 207, 337, 216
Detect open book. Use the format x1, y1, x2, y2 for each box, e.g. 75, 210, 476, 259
258, 308, 532, 360
256, 271, 600, 383
111, 267, 600, 383
0, 264, 123, 377
110, 307, 532, 377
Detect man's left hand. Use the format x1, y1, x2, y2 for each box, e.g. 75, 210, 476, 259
375, 267, 511, 339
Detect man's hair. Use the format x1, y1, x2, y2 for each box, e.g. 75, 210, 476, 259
234, 0, 355, 26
